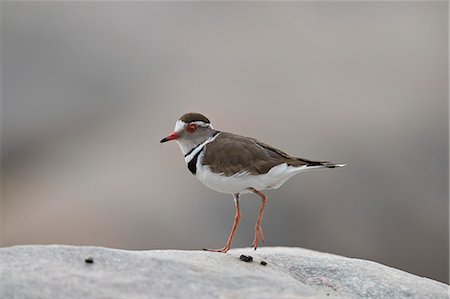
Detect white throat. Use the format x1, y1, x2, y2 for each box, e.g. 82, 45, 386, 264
176, 140, 193, 156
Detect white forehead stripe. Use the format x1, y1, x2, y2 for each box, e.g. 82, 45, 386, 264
174, 120, 213, 131
174, 120, 186, 132
191, 121, 213, 129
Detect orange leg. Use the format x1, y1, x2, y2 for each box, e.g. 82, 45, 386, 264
249, 188, 267, 250
203, 194, 241, 253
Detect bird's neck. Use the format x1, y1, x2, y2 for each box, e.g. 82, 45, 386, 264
177, 131, 220, 157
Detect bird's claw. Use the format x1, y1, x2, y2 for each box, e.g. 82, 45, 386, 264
203, 246, 230, 253
251, 226, 265, 250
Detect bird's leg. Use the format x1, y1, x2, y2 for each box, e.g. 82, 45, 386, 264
203, 194, 241, 253
249, 188, 267, 250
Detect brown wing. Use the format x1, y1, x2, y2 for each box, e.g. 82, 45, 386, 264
202, 132, 308, 176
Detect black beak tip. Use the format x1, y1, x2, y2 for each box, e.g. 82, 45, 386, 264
160, 137, 168, 143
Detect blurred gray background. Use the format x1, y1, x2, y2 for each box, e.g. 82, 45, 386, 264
1, 2, 448, 283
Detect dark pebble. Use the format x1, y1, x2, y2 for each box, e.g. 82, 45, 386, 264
239, 254, 253, 263
260, 261, 267, 266
85, 256, 94, 264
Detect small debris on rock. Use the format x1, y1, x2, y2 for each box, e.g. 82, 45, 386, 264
84, 256, 94, 264
260, 261, 267, 266
239, 255, 253, 263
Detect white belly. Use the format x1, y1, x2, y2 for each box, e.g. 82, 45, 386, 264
195, 152, 310, 194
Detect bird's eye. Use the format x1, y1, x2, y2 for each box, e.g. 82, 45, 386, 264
186, 124, 197, 133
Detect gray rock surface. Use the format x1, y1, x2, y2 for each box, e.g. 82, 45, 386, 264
0, 245, 448, 298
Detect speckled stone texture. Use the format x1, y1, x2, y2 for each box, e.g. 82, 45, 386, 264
0, 245, 448, 298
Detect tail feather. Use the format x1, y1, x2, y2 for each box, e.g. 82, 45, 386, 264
316, 161, 346, 168
302, 159, 346, 169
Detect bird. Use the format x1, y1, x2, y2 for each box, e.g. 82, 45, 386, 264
160, 112, 345, 253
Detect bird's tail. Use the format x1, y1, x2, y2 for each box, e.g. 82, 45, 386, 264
300, 159, 346, 169
314, 161, 346, 168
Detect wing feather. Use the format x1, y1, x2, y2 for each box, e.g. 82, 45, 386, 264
202, 132, 307, 176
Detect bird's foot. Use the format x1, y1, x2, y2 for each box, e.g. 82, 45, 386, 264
251, 226, 265, 250
202, 246, 230, 253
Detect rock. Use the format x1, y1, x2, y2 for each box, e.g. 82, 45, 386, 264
0, 245, 447, 298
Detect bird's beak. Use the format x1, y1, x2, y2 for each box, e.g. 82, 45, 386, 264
160, 132, 180, 143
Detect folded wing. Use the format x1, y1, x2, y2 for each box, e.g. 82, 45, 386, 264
202, 132, 312, 176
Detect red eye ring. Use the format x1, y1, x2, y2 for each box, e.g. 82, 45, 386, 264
186, 124, 197, 133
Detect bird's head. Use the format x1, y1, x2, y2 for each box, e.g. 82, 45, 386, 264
160, 113, 217, 155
